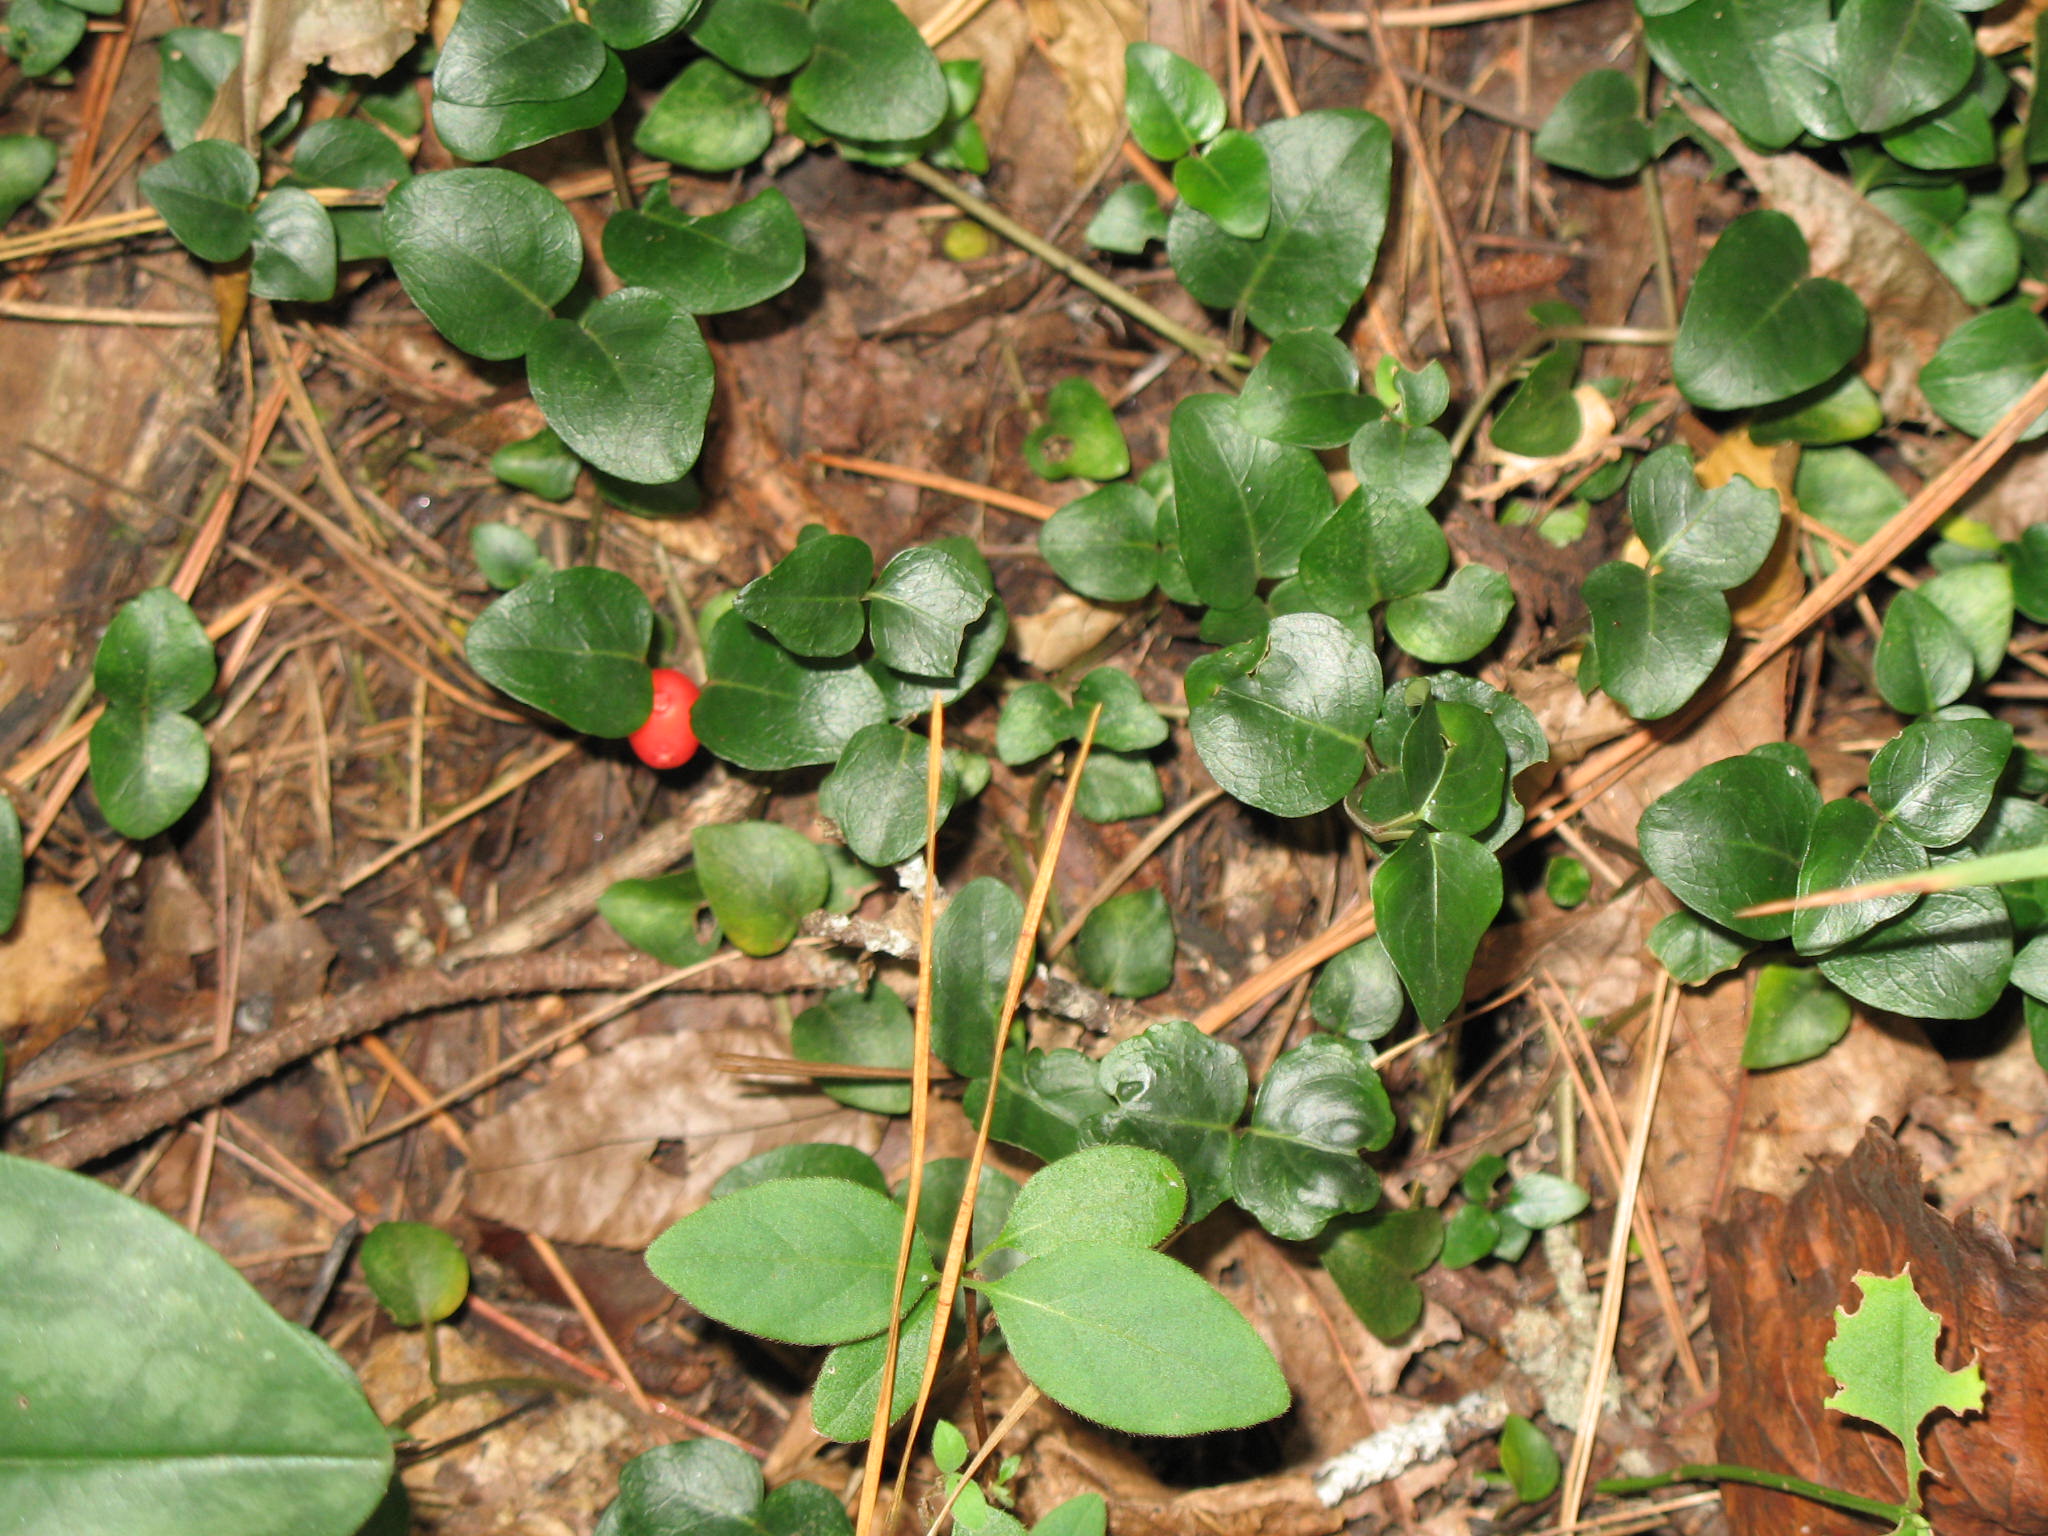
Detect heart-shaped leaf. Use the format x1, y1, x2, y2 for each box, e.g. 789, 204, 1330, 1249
1373, 830, 1502, 1029
1320, 1207, 1442, 1341
1123, 42, 1225, 160
1650, 909, 1753, 985
1868, 715, 2010, 847
1025, 376, 1130, 482
1535, 68, 1650, 178
930, 876, 1023, 1079
1834, 0, 1973, 134
433, 47, 627, 162
693, 610, 887, 769
790, 0, 947, 142
1792, 798, 1926, 954
1312, 935, 1406, 1041
602, 185, 805, 315
1170, 393, 1331, 609
1817, 887, 2013, 1020
1232, 1034, 1393, 1240
1920, 304, 2048, 440
1581, 563, 1730, 721
735, 533, 873, 658
4, 0, 87, 78
95, 587, 216, 713
1872, 588, 1974, 715
1237, 330, 1380, 449
818, 721, 959, 867
1349, 420, 1453, 505
1299, 490, 1448, 616
687, 0, 812, 76
139, 139, 258, 263
1628, 444, 1781, 588
1638, 754, 1820, 940
1743, 964, 1853, 1069
1385, 563, 1514, 665
1920, 562, 2013, 682
1075, 749, 1164, 824
433, 0, 605, 107
88, 705, 209, 840
249, 188, 336, 302
791, 982, 915, 1114
1084, 1020, 1246, 1223
867, 544, 989, 676
599, 869, 721, 967
634, 58, 772, 172
1642, 0, 1823, 151
465, 565, 653, 736
1073, 668, 1168, 751
1038, 485, 1159, 602
587, 0, 699, 49
360, 1221, 470, 1327
527, 287, 714, 484
693, 821, 830, 956
966, 1048, 1113, 1163
1072, 888, 1176, 999
158, 28, 240, 150
996, 683, 1078, 765
385, 170, 581, 361
1086, 182, 1169, 255
490, 429, 581, 505
1172, 128, 1270, 240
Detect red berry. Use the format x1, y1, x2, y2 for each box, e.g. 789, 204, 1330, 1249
629, 668, 701, 769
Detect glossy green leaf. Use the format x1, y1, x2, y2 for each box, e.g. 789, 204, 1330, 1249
1319, 1207, 1441, 1341
634, 59, 772, 173
1072, 888, 1175, 999
1232, 1034, 1392, 1240
1919, 304, 2048, 440
139, 140, 258, 264
735, 534, 872, 659
1868, 715, 2009, 847
1083, 1021, 1246, 1223
95, 587, 215, 713
790, 0, 947, 142
1834, 0, 1973, 134
1580, 564, 1729, 722
996, 683, 1077, 765
2012, 524, 2048, 624
693, 611, 888, 769
1673, 210, 1865, 411
1440, 1202, 1502, 1268
3, 0, 85, 79
1817, 885, 2012, 1020
713, 1144, 887, 1199
1824, 1267, 1985, 1501
88, 706, 209, 841
465, 565, 653, 735
1236, 330, 1378, 449
1076, 749, 1165, 824
931, 877, 1023, 1079
1498, 1172, 1588, 1229
1373, 830, 1502, 1029
1641, 0, 1822, 151
1920, 562, 2012, 682
1037, 485, 1158, 603
1386, 563, 1514, 665
0, 133, 54, 225
867, 544, 989, 676
1534, 68, 1649, 178
527, 287, 713, 484
1743, 964, 1852, 1070
1639, 754, 1818, 940
1500, 1416, 1562, 1503
0, 1156, 391, 1534
1491, 346, 1582, 459
490, 429, 580, 506
1311, 935, 1405, 1042
976, 1242, 1288, 1434
687, 0, 811, 76
997, 1146, 1186, 1258
647, 1177, 932, 1345
157, 28, 240, 151
433, 0, 605, 108
247, 188, 336, 302
1085, 182, 1168, 255
1795, 447, 1902, 571
1871, 186, 2019, 307
0, 797, 21, 937
1649, 909, 1753, 985
1167, 109, 1392, 336
1073, 668, 1168, 752
433, 48, 628, 162
588, 0, 699, 49
359, 1221, 469, 1327
385, 170, 580, 360
1025, 377, 1129, 482
1189, 612, 1381, 817
600, 870, 721, 967
1122, 41, 1224, 160
1872, 589, 1974, 715
966, 1048, 1113, 1164
818, 722, 958, 868
1170, 394, 1330, 608
1407, 699, 1508, 836
693, 821, 829, 957
1749, 369, 1885, 447
1349, 419, 1452, 506
595, 1439, 851, 1536
791, 982, 915, 1114
1172, 129, 1269, 240
1546, 856, 1592, 908
1630, 445, 1780, 588
1793, 797, 1926, 955
603, 185, 805, 315
1299, 490, 1448, 616
810, 1287, 939, 1442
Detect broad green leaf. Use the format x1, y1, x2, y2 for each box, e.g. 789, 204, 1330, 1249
713, 1144, 887, 1199
1122, 42, 1224, 160
818, 722, 958, 868
2014, 525, 2048, 624
1641, 0, 1824, 151
996, 683, 1077, 765
790, 0, 947, 143
1188, 612, 1382, 817
997, 1146, 1186, 1257
975, 1242, 1289, 1434
1629, 445, 1780, 588
385, 170, 581, 361
588, 0, 699, 49
138, 140, 258, 264
1073, 668, 1168, 752
1920, 562, 2012, 682
1232, 1034, 1393, 1240
599, 865, 720, 971
791, 983, 915, 1114
634, 59, 772, 173
1833, 0, 1974, 134
1037, 485, 1159, 603
1824, 1269, 1985, 1499
693, 821, 829, 956
735, 534, 873, 659
95, 587, 215, 713
433, 48, 628, 162
2, 0, 85, 78
158, 29, 240, 151
1870, 186, 2019, 307
1170, 394, 1330, 608
1385, 563, 1514, 665
465, 565, 653, 735
867, 545, 989, 676
1868, 716, 2009, 847
88, 706, 210, 840
1319, 1207, 1441, 1340
1817, 886, 2012, 1020
1491, 347, 1582, 459
433, 0, 605, 107
1373, 831, 1502, 1029
1440, 1202, 1502, 1268
1497, 1172, 1588, 1229
1086, 182, 1168, 255
603, 186, 805, 315
1237, 330, 1378, 449
1074, 749, 1162, 822
1673, 210, 1866, 411
1167, 109, 1393, 337
1918, 305, 2048, 440
1072, 888, 1176, 999
1580, 563, 1729, 721
527, 287, 713, 484
1872, 589, 1974, 715
1172, 129, 1270, 241
646, 1177, 933, 1345
1499, 1416, 1563, 1503
810, 1288, 939, 1441
931, 877, 1023, 1079
1639, 754, 1819, 940
1882, 69, 1996, 170
594, 1438, 762, 1536
1793, 797, 1926, 954
359, 1221, 469, 1326
0, 1156, 391, 1534
1749, 369, 1885, 447
490, 430, 580, 505
1032, 1495, 1108, 1536
1025, 377, 1129, 482
693, 611, 888, 769
1409, 699, 1508, 836
966, 1048, 1114, 1164
1534, 69, 1649, 178
1299, 490, 1448, 615
1312, 935, 1405, 1041
1649, 910, 1753, 985
248, 187, 336, 302
687, 0, 811, 76
0, 133, 55, 224
0, 796, 21, 936
1349, 419, 1452, 505
1796, 446, 1904, 572
1084, 1020, 1247, 1223
1385, 358, 1451, 425
1743, 964, 1852, 1069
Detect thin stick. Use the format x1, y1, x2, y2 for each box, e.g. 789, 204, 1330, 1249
0, 300, 215, 325
1289, 0, 1591, 29
527, 1232, 655, 1415
1194, 902, 1376, 1035
1045, 786, 1225, 957
805, 452, 1057, 521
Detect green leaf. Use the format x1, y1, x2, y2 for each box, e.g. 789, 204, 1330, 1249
810, 1286, 939, 1441
1868, 716, 2009, 847
1072, 888, 1176, 999
3, 0, 85, 79
1919, 562, 2012, 682
527, 287, 714, 484
359, 1221, 469, 1327
791, 982, 915, 1114
0, 796, 21, 937
1873, 589, 1975, 715
1167, 109, 1393, 337
635, 58, 772, 173
1385, 563, 1514, 665
687, 0, 811, 76
465, 565, 653, 735
734, 534, 873, 659
1073, 668, 1168, 752
1824, 1268, 1984, 1499
1349, 419, 1452, 505
966, 1048, 1114, 1164
1083, 1020, 1246, 1223
1232, 1034, 1392, 1240
433, 47, 629, 162
490, 430, 580, 506
601, 870, 721, 966
902, 1157, 1019, 1267
1299, 490, 1448, 616
2014, 524, 2048, 624
1919, 305, 2048, 440
790, 0, 947, 142
998, 1146, 1187, 1257
1122, 42, 1224, 160
1499, 1416, 1562, 1503
1038, 485, 1159, 603
1074, 748, 1161, 821
1085, 182, 1168, 255
1749, 369, 1886, 447
1833, 0, 1974, 134
385, 169, 582, 361
931, 877, 1024, 1079
1440, 1202, 1501, 1268
433, 0, 606, 108
1319, 1207, 1441, 1340
1793, 797, 1927, 954
1491, 346, 1583, 459
1673, 210, 1866, 411
1649, 910, 1753, 985
1642, 0, 1823, 151
1170, 394, 1330, 608
588, 0, 699, 49
1237, 330, 1379, 449
694, 611, 888, 769
95, 587, 216, 713
867, 544, 989, 676
1630, 445, 1780, 588
1498, 1172, 1588, 1229
1189, 612, 1382, 817
603, 186, 805, 315
88, 705, 210, 840
0, 1155, 392, 1534
1312, 935, 1405, 1042
1172, 129, 1270, 240
595, 1438, 763, 1536
1870, 186, 2019, 307
647, 1177, 933, 1345
1547, 855, 1592, 908
1817, 886, 2012, 1020
1031, 1494, 1108, 1536
975, 1242, 1288, 1434
1639, 754, 1819, 940
693, 821, 830, 956
1534, 69, 1649, 178
996, 683, 1077, 765
158, 29, 240, 151
1743, 964, 1852, 1070
819, 722, 957, 868
1580, 563, 1730, 721
1025, 377, 1129, 482
1796, 447, 1903, 571
0, 133, 56, 223
139, 139, 258, 264
1408, 699, 1508, 836
1373, 830, 1503, 1029
248, 187, 336, 302
713, 1144, 887, 1199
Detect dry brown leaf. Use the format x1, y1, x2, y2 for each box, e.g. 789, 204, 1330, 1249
199, 0, 426, 146
1008, 592, 1129, 672
466, 1028, 885, 1248
1696, 429, 1806, 630
0, 884, 108, 1039
140, 855, 217, 965
236, 916, 337, 1025
1020, 0, 1146, 173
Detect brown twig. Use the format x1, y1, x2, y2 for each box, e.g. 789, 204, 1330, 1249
805, 451, 1058, 521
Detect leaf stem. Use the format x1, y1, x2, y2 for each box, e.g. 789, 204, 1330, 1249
1594, 1464, 1909, 1524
